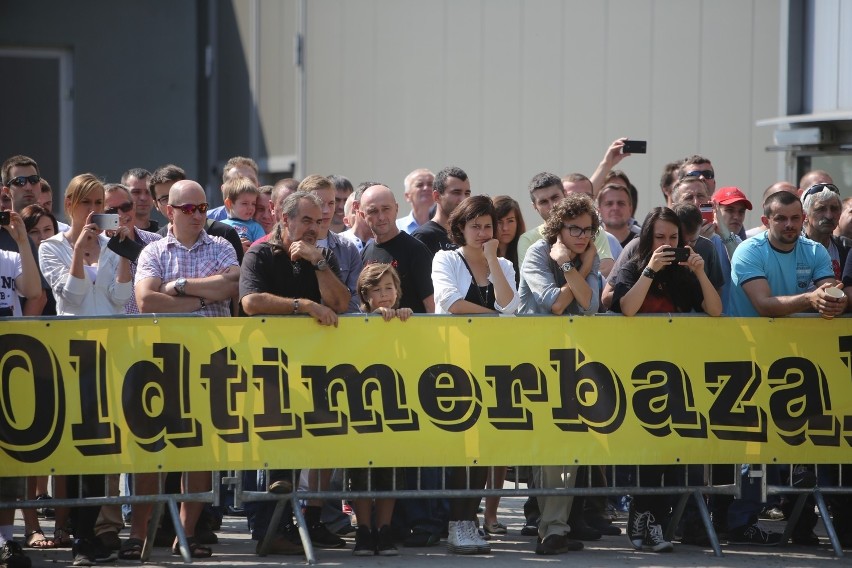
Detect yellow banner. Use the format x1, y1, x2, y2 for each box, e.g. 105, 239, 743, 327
1, 315, 851, 476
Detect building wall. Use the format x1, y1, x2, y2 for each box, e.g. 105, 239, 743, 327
298, 0, 782, 227
0, 0, 200, 189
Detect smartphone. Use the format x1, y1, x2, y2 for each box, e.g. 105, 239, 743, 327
0, 211, 9, 226
699, 203, 714, 224
622, 140, 647, 154
664, 247, 690, 263
91, 213, 119, 230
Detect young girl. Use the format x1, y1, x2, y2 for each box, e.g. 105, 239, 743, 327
349, 262, 410, 556
358, 262, 412, 321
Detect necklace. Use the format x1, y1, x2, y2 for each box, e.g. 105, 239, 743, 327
474, 283, 490, 307
291, 261, 301, 275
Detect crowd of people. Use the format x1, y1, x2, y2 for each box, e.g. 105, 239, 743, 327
0, 140, 850, 565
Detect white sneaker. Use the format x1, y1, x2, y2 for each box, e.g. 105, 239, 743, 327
447, 520, 479, 554
469, 522, 491, 554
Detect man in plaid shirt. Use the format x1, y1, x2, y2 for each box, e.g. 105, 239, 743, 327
129, 179, 239, 558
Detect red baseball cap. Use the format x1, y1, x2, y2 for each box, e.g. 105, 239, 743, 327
712, 186, 752, 210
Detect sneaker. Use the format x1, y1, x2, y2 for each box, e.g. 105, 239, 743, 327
535, 534, 584, 555
375, 525, 398, 556
268, 480, 293, 494
447, 520, 478, 554
468, 522, 490, 554
0, 541, 31, 568
309, 523, 346, 549
727, 524, 783, 546
627, 505, 649, 550
352, 526, 375, 556
255, 535, 304, 556
71, 538, 116, 566
477, 528, 491, 541
643, 521, 674, 552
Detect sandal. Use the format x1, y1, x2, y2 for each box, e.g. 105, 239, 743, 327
484, 521, 508, 535
118, 537, 144, 561
26, 530, 55, 548
53, 528, 73, 548
172, 536, 212, 559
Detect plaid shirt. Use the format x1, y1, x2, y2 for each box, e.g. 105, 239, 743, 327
124, 228, 163, 315
135, 228, 238, 317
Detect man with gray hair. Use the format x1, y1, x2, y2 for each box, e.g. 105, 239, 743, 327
802, 182, 848, 280
396, 168, 435, 234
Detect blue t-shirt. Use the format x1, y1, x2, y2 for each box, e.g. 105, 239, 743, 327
729, 231, 834, 317
222, 217, 266, 242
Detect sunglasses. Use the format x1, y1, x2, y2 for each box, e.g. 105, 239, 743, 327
6, 174, 41, 187
683, 170, 715, 180
105, 202, 134, 215
170, 202, 209, 215
801, 183, 839, 200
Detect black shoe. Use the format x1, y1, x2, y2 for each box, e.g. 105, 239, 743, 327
567, 518, 602, 541
586, 514, 621, 536
520, 516, 540, 536
96, 531, 121, 551
375, 525, 398, 556
352, 526, 375, 556
403, 528, 439, 547
71, 538, 116, 566
727, 524, 782, 546
535, 534, 583, 555
0, 541, 31, 568
792, 531, 819, 546
309, 523, 346, 549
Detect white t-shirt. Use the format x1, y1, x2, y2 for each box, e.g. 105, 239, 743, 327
0, 249, 24, 316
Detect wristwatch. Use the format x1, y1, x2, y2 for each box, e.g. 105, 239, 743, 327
174, 277, 187, 296
560, 261, 574, 273
293, 298, 300, 314
315, 258, 328, 271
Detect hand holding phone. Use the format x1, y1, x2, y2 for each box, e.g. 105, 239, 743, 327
699, 203, 714, 225
622, 140, 647, 154
664, 247, 690, 263
0, 211, 9, 226
91, 213, 120, 230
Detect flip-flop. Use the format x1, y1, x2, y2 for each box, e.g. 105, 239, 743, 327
26, 530, 55, 549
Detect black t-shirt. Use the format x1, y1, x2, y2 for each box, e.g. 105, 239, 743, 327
361, 231, 434, 313
611, 261, 704, 314
412, 220, 456, 256
239, 242, 341, 311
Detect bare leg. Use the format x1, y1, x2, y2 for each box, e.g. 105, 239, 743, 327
484, 466, 507, 528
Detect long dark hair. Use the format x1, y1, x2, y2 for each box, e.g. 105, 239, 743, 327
493, 195, 525, 283
629, 207, 699, 313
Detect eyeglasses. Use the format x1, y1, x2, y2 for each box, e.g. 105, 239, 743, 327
683, 170, 715, 180
801, 183, 840, 200
6, 174, 41, 187
562, 224, 596, 237
170, 202, 209, 215
105, 202, 134, 215
156, 195, 169, 205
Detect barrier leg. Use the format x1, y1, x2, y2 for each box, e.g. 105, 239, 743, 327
292, 494, 316, 565
781, 493, 807, 545
814, 490, 843, 558
257, 496, 288, 556
142, 501, 165, 562
664, 493, 690, 541
169, 497, 191, 563
694, 489, 723, 557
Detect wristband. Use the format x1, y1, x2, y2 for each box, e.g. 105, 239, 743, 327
642, 267, 656, 280
199, 297, 206, 310
293, 298, 300, 314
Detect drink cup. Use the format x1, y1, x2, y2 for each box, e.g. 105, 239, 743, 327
822, 286, 845, 319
